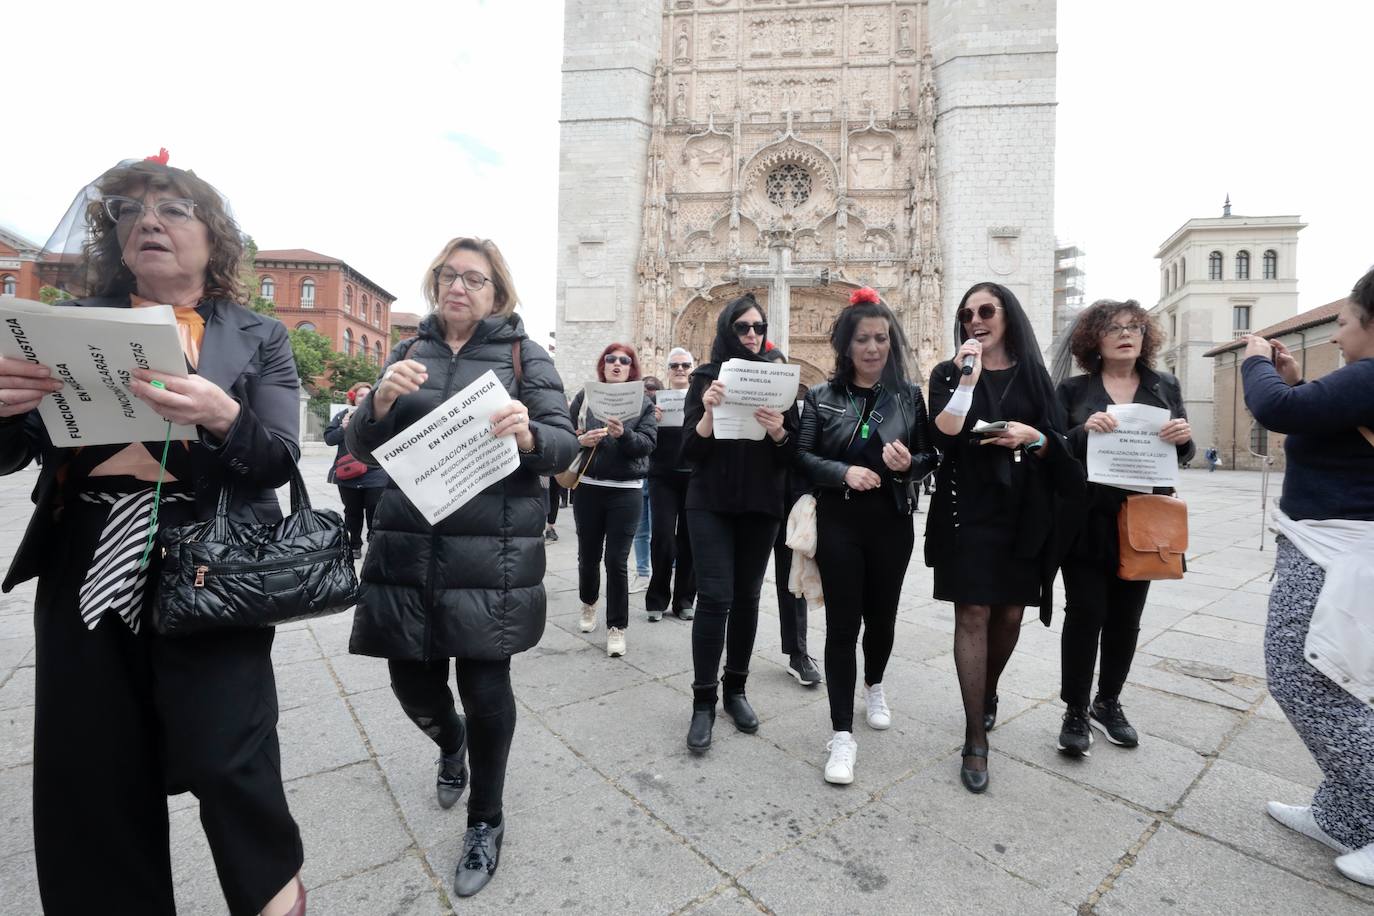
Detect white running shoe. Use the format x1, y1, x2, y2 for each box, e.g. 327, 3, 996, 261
864, 684, 891, 730
629, 574, 649, 593
1265, 802, 1352, 854
824, 731, 857, 785
1335, 843, 1374, 887
606, 627, 626, 657
579, 603, 597, 633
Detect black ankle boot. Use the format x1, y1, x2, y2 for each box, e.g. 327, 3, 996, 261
687, 701, 715, 753
721, 672, 759, 734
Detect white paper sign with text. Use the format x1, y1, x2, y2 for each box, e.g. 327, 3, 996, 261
374, 371, 520, 526
1087, 403, 1179, 491
0, 298, 196, 446
583, 380, 645, 423
656, 389, 686, 427
713, 359, 801, 440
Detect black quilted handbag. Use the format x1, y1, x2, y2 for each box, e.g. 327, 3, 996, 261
152, 466, 360, 636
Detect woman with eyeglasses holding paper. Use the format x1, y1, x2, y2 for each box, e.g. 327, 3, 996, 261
682, 294, 798, 752
926, 282, 1083, 793
0, 154, 308, 915
568, 344, 657, 656
645, 347, 698, 621
1053, 300, 1191, 758
346, 237, 576, 897
796, 288, 939, 785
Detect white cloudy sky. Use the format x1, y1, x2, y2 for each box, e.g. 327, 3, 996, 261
2, 0, 1368, 348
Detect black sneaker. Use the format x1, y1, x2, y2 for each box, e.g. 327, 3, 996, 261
787, 653, 822, 687
453, 820, 504, 897
544, 527, 559, 542
1091, 696, 1140, 747
1057, 706, 1093, 758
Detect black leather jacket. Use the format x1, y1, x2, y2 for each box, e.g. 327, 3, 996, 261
797, 378, 940, 515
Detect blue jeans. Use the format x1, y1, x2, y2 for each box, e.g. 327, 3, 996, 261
633, 481, 651, 576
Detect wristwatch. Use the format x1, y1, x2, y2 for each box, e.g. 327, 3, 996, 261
1023, 432, 1046, 453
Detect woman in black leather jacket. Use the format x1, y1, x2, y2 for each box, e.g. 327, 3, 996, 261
796, 288, 938, 786
1053, 299, 1192, 758
568, 343, 657, 657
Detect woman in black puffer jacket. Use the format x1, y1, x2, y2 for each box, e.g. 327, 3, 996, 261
345, 237, 577, 899
568, 343, 657, 658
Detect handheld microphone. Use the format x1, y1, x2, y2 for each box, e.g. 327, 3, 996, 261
961, 354, 976, 376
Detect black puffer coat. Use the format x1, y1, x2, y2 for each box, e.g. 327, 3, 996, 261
345, 313, 578, 660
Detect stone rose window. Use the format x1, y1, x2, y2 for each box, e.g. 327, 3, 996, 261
766, 163, 812, 207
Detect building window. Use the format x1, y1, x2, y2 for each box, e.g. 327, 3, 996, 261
1235, 250, 1250, 280
301, 279, 316, 308
1, 275, 14, 296
1233, 305, 1251, 336
1250, 424, 1269, 456
766, 163, 812, 207
1171, 263, 1178, 292
1263, 249, 1277, 280
343, 328, 353, 356
1180, 257, 1186, 285
1170, 313, 1177, 341
344, 286, 353, 315
296, 321, 316, 332
374, 303, 382, 324
360, 334, 369, 358
360, 295, 369, 322
1209, 251, 1223, 280
375, 341, 383, 362
260, 276, 275, 302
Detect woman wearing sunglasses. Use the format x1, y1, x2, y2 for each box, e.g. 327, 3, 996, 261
796, 288, 939, 785
646, 349, 698, 621
1053, 300, 1191, 758
681, 294, 798, 752
569, 344, 657, 657
926, 282, 1083, 793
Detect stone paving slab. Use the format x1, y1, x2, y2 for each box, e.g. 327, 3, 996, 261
1, 457, 1367, 912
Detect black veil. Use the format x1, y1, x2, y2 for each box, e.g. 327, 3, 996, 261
953, 282, 1066, 431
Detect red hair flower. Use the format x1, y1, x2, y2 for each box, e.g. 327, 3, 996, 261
764, 340, 776, 351
849, 287, 880, 306
144, 148, 170, 165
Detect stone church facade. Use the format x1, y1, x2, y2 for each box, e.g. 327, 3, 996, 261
557, 0, 1056, 392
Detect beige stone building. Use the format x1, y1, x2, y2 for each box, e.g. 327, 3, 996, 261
556, 0, 1057, 391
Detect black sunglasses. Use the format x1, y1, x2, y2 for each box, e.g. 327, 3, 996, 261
603, 354, 633, 366
733, 321, 768, 336
668, 361, 692, 370
957, 304, 1003, 324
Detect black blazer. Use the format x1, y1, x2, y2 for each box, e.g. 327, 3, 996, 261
1055, 365, 1195, 567
0, 296, 301, 592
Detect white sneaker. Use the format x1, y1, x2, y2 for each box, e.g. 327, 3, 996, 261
1265, 802, 1352, 854
824, 731, 857, 785
579, 603, 597, 633
864, 684, 891, 730
629, 574, 649, 593
1335, 843, 1374, 887
607, 627, 626, 657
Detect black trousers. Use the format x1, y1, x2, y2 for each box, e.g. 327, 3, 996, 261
339, 484, 383, 549
1060, 558, 1151, 707
815, 488, 915, 732
687, 509, 778, 699
547, 481, 563, 525
32, 511, 302, 916
387, 657, 516, 826
574, 483, 643, 629
774, 493, 808, 656
646, 473, 696, 614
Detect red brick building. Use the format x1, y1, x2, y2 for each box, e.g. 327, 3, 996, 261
0, 227, 46, 300
254, 249, 396, 364
1206, 297, 1345, 470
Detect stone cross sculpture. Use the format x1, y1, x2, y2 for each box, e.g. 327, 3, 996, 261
739, 238, 829, 358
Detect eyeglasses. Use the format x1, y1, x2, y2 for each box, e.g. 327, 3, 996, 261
433, 267, 494, 292
668, 361, 692, 370
102, 196, 197, 225
957, 304, 1002, 324
1103, 323, 1145, 338
604, 354, 633, 366
733, 321, 768, 336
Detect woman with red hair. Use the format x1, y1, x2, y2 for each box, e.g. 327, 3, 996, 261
569, 343, 658, 657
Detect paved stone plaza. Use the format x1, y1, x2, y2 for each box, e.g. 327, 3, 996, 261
1, 446, 1369, 914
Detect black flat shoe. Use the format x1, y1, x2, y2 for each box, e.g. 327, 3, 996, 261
722, 690, 759, 733
453, 820, 504, 897
983, 694, 999, 732
960, 744, 989, 794
687, 702, 715, 753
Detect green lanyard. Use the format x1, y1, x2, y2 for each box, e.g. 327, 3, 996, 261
137, 419, 174, 570
846, 385, 878, 440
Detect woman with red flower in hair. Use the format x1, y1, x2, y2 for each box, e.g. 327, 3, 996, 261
796, 287, 939, 785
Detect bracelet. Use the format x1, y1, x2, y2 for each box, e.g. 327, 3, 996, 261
944, 385, 973, 417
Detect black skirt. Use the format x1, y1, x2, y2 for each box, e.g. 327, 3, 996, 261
932, 521, 1041, 606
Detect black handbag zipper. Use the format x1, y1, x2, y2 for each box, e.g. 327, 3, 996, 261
191, 546, 345, 587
